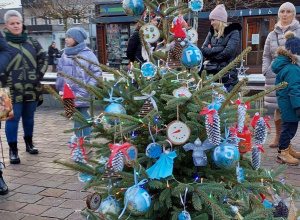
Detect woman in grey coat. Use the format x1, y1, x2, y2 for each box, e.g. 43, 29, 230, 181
262, 2, 300, 148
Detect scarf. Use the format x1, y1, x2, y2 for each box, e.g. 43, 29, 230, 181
278, 19, 297, 33
4, 28, 28, 43
64, 42, 86, 56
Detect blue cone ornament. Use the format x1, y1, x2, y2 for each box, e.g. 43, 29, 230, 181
213, 142, 240, 170
123, 0, 145, 16
180, 45, 203, 68
98, 196, 122, 219
104, 103, 126, 125
124, 186, 151, 216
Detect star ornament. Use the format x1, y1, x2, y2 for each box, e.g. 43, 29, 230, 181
236, 64, 249, 76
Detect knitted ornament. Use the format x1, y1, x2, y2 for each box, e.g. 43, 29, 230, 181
236, 100, 250, 133
63, 84, 76, 118
254, 117, 267, 145
251, 145, 262, 170
71, 138, 87, 163
200, 107, 220, 145
173, 21, 186, 60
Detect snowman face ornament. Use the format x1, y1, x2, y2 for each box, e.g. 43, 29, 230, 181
167, 120, 191, 145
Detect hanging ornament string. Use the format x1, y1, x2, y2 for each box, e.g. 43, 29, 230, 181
104, 88, 124, 103
177, 105, 179, 121
134, 91, 158, 111
148, 122, 156, 143
119, 117, 124, 144
179, 187, 189, 211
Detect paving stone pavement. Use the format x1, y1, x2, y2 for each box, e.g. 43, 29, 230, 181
0, 107, 299, 219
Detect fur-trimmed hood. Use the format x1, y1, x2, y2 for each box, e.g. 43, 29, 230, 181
209, 23, 242, 35
276, 47, 299, 64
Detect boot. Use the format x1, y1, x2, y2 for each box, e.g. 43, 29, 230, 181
277, 148, 299, 166
0, 170, 8, 195
24, 136, 38, 154
269, 119, 282, 148
9, 142, 20, 164
288, 143, 300, 159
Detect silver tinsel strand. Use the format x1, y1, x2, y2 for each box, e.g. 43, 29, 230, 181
111, 151, 124, 172
251, 145, 261, 170
72, 146, 87, 163
237, 104, 247, 133
228, 130, 239, 147
205, 112, 220, 145
255, 117, 267, 145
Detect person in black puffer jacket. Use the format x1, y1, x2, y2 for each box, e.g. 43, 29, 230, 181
201, 4, 242, 92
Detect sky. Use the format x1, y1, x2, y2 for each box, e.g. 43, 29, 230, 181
0, 0, 21, 8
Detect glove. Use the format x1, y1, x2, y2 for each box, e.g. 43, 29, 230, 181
295, 107, 300, 118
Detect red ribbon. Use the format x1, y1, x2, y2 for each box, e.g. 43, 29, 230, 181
108, 142, 131, 166
200, 107, 216, 124
235, 100, 250, 109
260, 193, 266, 203
264, 115, 271, 130
257, 145, 265, 153
70, 137, 87, 161
250, 113, 260, 127
229, 127, 238, 138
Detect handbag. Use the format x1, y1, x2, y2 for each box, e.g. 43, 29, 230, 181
53, 57, 59, 65
0, 88, 14, 121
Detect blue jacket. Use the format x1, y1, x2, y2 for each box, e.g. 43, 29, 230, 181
0, 32, 11, 73
56, 47, 102, 107
271, 47, 300, 122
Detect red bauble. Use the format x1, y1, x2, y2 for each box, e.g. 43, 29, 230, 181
236, 124, 252, 154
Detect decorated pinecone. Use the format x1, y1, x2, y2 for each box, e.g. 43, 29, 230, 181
273, 201, 288, 218
173, 38, 185, 59
228, 129, 239, 147
251, 145, 261, 170
205, 112, 221, 145
255, 117, 267, 145
72, 146, 87, 163
138, 98, 154, 117
237, 104, 247, 133
101, 166, 122, 180
111, 151, 124, 172
64, 98, 75, 118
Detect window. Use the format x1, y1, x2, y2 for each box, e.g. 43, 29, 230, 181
73, 17, 81, 24
44, 17, 51, 25
58, 18, 64, 25
60, 38, 65, 50
30, 17, 37, 25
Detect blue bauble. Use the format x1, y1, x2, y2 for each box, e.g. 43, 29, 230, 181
213, 143, 240, 170
178, 211, 191, 220
180, 45, 203, 68
104, 103, 126, 125
125, 186, 151, 216
141, 62, 157, 77
123, 0, 145, 16
98, 197, 122, 219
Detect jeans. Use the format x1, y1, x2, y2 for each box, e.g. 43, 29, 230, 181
5, 101, 38, 143
278, 121, 298, 150
74, 107, 91, 138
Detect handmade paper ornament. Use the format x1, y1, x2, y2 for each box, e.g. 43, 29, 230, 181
62, 84, 75, 118
98, 196, 122, 219
183, 138, 214, 166
146, 150, 177, 179
251, 145, 264, 170
146, 143, 162, 159
124, 145, 138, 166
207, 93, 225, 111
236, 124, 252, 154
173, 87, 192, 98
188, 0, 203, 12
141, 62, 157, 77
108, 143, 130, 172
180, 44, 203, 68
236, 162, 244, 183
170, 16, 188, 34
200, 107, 221, 146
134, 91, 158, 117
70, 137, 87, 163
173, 21, 187, 59
122, 0, 144, 16
166, 120, 191, 145
141, 23, 160, 43
236, 100, 250, 133
187, 28, 198, 44
213, 142, 240, 170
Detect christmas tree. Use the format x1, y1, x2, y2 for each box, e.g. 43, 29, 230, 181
46, 0, 300, 219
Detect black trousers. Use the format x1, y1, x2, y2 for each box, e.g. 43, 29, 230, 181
278, 121, 298, 150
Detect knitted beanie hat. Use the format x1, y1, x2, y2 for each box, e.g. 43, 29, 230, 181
285, 31, 300, 55
209, 4, 227, 23
278, 2, 296, 17
66, 27, 87, 44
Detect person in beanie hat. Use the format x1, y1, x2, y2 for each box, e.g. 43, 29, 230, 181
56, 27, 102, 154
271, 31, 300, 166
262, 2, 300, 149
201, 4, 241, 92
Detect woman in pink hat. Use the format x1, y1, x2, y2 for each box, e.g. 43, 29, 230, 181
201, 4, 242, 92
263, 2, 300, 150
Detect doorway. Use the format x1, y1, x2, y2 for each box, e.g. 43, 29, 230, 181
242, 16, 276, 73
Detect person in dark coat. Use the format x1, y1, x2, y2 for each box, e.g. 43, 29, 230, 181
0, 32, 12, 196
201, 4, 242, 92
0, 10, 48, 165
126, 13, 158, 69
271, 31, 300, 166
48, 41, 61, 72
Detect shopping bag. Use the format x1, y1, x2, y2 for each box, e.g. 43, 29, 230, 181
0, 88, 14, 120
